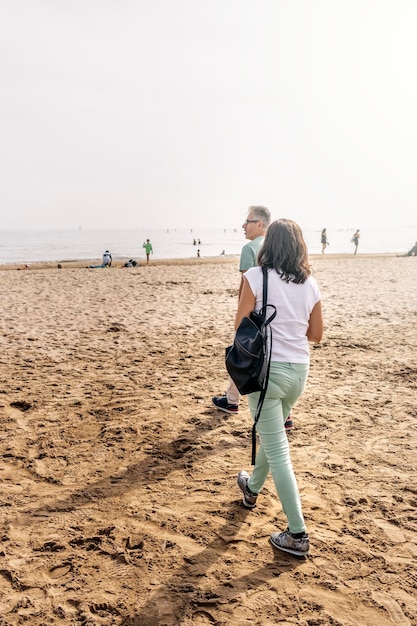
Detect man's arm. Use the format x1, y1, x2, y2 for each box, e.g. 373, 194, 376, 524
235, 276, 256, 329
238, 270, 247, 300
238, 243, 257, 299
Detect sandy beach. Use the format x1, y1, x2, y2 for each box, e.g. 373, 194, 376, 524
0, 253, 416, 626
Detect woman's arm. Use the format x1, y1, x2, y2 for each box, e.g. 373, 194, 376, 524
234, 277, 256, 330
307, 300, 324, 343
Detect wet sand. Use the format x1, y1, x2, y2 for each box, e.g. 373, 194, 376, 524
0, 254, 416, 625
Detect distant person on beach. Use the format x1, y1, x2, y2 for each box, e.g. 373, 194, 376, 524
407, 242, 417, 256
321, 229, 329, 253
235, 219, 323, 557
88, 251, 112, 269
102, 250, 112, 267
88, 262, 108, 269
212, 205, 271, 414
197, 249, 200, 258
351, 230, 360, 254
143, 239, 153, 264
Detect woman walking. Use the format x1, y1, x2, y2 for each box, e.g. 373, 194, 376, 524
235, 219, 323, 556
321, 228, 329, 253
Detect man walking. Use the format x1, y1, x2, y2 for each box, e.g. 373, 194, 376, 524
351, 230, 360, 255
212, 206, 271, 414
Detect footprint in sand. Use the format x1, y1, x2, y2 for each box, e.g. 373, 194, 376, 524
150, 585, 178, 625
373, 518, 406, 543
191, 610, 217, 624
47, 563, 72, 580
371, 591, 411, 626
77, 603, 122, 625
3, 400, 32, 431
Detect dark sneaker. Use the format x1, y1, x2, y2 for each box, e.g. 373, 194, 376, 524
212, 395, 239, 414
284, 416, 294, 431
236, 470, 258, 508
269, 529, 309, 557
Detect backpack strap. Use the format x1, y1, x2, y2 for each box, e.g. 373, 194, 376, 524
251, 266, 274, 465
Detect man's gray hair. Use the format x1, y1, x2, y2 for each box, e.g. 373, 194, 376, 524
249, 206, 271, 229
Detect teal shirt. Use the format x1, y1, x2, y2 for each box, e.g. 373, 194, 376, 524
239, 236, 264, 271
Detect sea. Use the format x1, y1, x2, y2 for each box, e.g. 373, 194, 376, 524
0, 225, 416, 265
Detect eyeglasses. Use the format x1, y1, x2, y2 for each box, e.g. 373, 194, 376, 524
244, 219, 259, 225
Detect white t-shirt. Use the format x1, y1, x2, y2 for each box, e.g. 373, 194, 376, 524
244, 267, 321, 363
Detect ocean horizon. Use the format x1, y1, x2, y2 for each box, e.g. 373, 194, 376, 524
0, 225, 416, 265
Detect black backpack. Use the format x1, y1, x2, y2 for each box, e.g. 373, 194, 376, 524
225, 267, 276, 463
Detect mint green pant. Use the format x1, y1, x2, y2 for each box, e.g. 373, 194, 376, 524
247, 362, 309, 535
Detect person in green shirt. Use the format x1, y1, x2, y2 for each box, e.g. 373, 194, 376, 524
143, 239, 153, 264
212, 206, 271, 414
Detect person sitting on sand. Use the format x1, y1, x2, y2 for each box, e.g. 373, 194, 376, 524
407, 242, 417, 256
102, 250, 112, 267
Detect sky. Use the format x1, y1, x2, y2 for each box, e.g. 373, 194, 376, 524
1, 0, 417, 231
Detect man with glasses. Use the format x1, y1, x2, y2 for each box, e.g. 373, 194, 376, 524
212, 206, 271, 414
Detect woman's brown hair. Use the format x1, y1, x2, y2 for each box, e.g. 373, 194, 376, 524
257, 219, 312, 284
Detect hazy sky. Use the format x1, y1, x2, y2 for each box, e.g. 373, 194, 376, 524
1, 0, 417, 230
